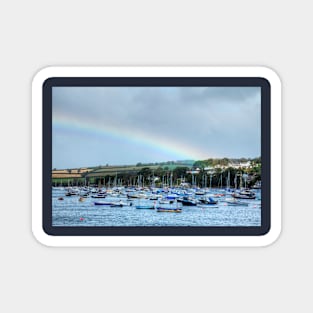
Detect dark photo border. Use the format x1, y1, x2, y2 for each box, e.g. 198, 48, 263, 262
43, 77, 270, 236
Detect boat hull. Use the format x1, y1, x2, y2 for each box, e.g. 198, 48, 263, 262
233, 194, 256, 200
225, 201, 249, 206
157, 208, 182, 213
181, 201, 197, 206
197, 205, 218, 209
135, 206, 155, 209
94, 201, 113, 205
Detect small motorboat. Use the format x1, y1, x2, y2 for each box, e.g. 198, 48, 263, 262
58, 197, 64, 201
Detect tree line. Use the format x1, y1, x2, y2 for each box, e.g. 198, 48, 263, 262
53, 158, 261, 188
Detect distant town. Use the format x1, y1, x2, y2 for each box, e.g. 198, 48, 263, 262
52, 157, 261, 189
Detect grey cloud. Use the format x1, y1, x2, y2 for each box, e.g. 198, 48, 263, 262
52, 86, 261, 168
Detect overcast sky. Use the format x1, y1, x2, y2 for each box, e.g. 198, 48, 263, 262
52, 86, 261, 169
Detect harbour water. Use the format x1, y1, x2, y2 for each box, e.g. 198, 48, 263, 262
52, 187, 261, 227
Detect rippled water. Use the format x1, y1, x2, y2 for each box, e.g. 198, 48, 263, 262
52, 188, 261, 227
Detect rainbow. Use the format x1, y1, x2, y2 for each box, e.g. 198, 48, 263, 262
53, 114, 211, 162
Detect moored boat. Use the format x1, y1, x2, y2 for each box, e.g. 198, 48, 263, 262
197, 204, 219, 209
135, 204, 155, 209
232, 189, 256, 199
94, 201, 113, 205
166, 194, 179, 200
159, 199, 175, 204
65, 191, 79, 196
91, 194, 107, 198
225, 199, 249, 206
127, 192, 147, 199
199, 197, 218, 205
213, 193, 226, 198
179, 197, 198, 206
195, 190, 205, 195
156, 207, 182, 213
110, 201, 128, 207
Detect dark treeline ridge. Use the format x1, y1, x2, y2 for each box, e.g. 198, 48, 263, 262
53, 157, 261, 188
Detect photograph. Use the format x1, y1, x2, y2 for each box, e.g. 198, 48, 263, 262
51, 86, 262, 227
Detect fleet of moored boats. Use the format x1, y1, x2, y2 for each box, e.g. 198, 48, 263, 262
55, 185, 261, 213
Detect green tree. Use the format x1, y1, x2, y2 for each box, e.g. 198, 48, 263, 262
138, 167, 152, 179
